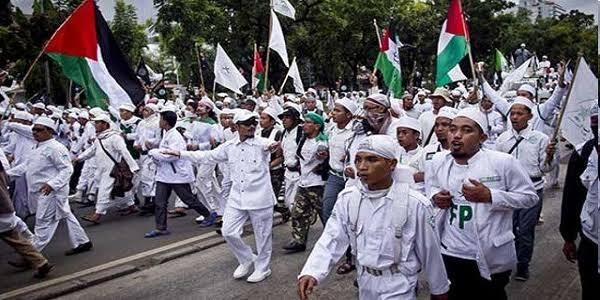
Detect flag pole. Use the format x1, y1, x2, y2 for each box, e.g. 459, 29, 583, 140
194, 43, 205, 90
278, 57, 294, 95
458, 0, 478, 89
372, 19, 382, 77
264, 2, 274, 93
545, 56, 579, 165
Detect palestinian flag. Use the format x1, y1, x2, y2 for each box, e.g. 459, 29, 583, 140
374, 28, 403, 97
43, 0, 144, 109
251, 44, 265, 92
436, 0, 470, 87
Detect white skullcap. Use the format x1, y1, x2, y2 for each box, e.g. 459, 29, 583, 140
233, 109, 259, 124
217, 92, 228, 98
68, 112, 78, 119
199, 97, 215, 110
397, 116, 421, 133
390, 99, 402, 116
161, 104, 178, 112
357, 134, 400, 160
144, 103, 158, 112
510, 96, 534, 112
32, 102, 46, 109
118, 103, 136, 112
416, 90, 426, 96
223, 97, 233, 103
220, 108, 235, 115
14, 111, 33, 122
518, 84, 536, 96
91, 113, 111, 123
436, 106, 458, 121
15, 103, 27, 110
33, 116, 57, 132
455, 108, 487, 133
365, 93, 390, 108
78, 111, 90, 120
335, 98, 358, 114
451, 89, 462, 97
261, 106, 281, 123
89, 107, 105, 118
281, 102, 303, 116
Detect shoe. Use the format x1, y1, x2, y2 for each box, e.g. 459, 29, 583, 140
33, 263, 54, 279
282, 241, 306, 253
247, 269, 271, 283
514, 265, 530, 281
144, 229, 170, 238
119, 205, 140, 216
69, 190, 83, 202
198, 212, 216, 228
195, 215, 205, 224
65, 241, 93, 256
233, 260, 255, 279
81, 214, 101, 225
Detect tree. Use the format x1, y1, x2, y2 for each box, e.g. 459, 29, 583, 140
110, 0, 148, 66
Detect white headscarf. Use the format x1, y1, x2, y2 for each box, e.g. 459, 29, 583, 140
356, 135, 414, 184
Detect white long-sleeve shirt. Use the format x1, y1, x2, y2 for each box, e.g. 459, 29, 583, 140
480, 107, 505, 149
180, 136, 275, 210
3, 123, 36, 168
326, 122, 354, 174
300, 181, 450, 296
148, 128, 195, 184
496, 125, 556, 190
482, 80, 566, 133
427, 149, 538, 279
134, 114, 161, 152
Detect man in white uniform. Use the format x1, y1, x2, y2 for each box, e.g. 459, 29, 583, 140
428, 108, 538, 299
164, 110, 278, 283
298, 135, 449, 300
7, 117, 92, 255
419, 88, 452, 147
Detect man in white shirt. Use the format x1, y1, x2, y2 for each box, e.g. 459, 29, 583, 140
163, 110, 279, 283
401, 93, 421, 119
145, 111, 212, 237
419, 88, 452, 147
495, 97, 557, 281
134, 104, 161, 215
7, 117, 92, 255
428, 108, 538, 299
298, 135, 449, 300
278, 105, 304, 221
283, 112, 328, 253
480, 96, 505, 149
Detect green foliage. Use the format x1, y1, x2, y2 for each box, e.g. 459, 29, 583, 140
110, 0, 148, 66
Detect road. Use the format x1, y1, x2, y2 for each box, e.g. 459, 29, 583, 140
58, 168, 582, 300
0, 198, 214, 294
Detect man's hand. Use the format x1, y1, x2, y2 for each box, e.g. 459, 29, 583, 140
545, 141, 557, 159
161, 149, 180, 157
557, 60, 567, 88
562, 241, 577, 263
133, 145, 143, 151
316, 150, 328, 160
432, 190, 453, 209
39, 184, 54, 196
268, 142, 281, 153
344, 167, 355, 179
297, 275, 317, 300
187, 144, 199, 151
462, 179, 492, 203
413, 172, 425, 183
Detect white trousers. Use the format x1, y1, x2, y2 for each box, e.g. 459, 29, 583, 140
76, 158, 97, 192
221, 205, 273, 274
138, 155, 157, 197
357, 269, 417, 300
33, 207, 90, 251
284, 173, 300, 211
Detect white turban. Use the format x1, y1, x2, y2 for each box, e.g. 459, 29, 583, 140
397, 116, 421, 133
518, 84, 536, 97
335, 98, 358, 114
356, 135, 414, 184
365, 93, 390, 109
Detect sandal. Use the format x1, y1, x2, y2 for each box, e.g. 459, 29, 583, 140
167, 210, 187, 218
336, 261, 356, 275
81, 214, 101, 225
144, 229, 170, 238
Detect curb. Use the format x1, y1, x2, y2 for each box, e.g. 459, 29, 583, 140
1, 213, 284, 300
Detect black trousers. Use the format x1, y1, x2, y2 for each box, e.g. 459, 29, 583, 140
154, 182, 210, 231
578, 235, 600, 300
443, 254, 511, 300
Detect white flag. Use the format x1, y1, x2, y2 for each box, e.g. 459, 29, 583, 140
214, 44, 248, 94
499, 57, 532, 94
286, 57, 304, 94
272, 0, 295, 20
560, 57, 598, 146
269, 10, 289, 67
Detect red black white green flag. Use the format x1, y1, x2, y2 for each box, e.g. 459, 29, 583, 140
43, 0, 144, 109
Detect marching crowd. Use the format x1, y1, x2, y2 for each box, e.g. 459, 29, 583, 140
0, 60, 598, 300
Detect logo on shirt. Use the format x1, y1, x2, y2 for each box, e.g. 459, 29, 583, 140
425, 152, 435, 160
479, 176, 501, 183
449, 203, 473, 229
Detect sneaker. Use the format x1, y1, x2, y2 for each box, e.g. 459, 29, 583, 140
195, 215, 205, 224
65, 241, 93, 256
233, 259, 255, 279
247, 269, 271, 283
514, 265, 530, 281
282, 240, 306, 253
33, 263, 54, 279
198, 212, 216, 227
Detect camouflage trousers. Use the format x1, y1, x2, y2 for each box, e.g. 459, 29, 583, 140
270, 168, 285, 200
291, 186, 324, 244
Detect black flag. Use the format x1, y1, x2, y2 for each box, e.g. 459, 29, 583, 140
136, 57, 151, 86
